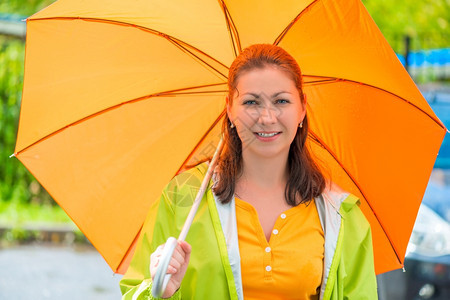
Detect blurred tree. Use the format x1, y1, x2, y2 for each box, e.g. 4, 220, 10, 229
362, 0, 449, 52
0, 0, 54, 16
0, 0, 55, 205
0, 40, 30, 203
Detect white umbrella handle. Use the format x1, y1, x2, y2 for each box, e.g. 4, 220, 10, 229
151, 236, 178, 297
151, 137, 224, 298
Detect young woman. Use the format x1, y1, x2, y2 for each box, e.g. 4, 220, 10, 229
120, 44, 378, 300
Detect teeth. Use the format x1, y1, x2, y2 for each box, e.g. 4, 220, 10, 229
257, 132, 278, 137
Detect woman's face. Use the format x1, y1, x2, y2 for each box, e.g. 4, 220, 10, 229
227, 66, 306, 159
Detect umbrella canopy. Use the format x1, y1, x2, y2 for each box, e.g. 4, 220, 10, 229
14, 0, 446, 275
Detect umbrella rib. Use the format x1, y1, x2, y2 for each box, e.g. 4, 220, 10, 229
164, 36, 228, 80
308, 131, 404, 266
161, 90, 228, 96
274, 0, 320, 45
27, 17, 229, 71
302, 75, 446, 130
303, 78, 340, 86
219, 0, 242, 56
176, 109, 226, 174
14, 84, 226, 156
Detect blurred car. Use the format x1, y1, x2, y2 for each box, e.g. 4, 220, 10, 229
402, 179, 450, 299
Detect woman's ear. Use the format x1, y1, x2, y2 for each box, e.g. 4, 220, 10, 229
299, 93, 307, 122
226, 96, 232, 120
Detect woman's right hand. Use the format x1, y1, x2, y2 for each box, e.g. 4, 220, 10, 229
150, 240, 192, 298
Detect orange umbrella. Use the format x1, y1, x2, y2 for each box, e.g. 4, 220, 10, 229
14, 0, 446, 275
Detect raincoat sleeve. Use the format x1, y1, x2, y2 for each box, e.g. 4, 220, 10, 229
119, 179, 183, 300
338, 196, 378, 299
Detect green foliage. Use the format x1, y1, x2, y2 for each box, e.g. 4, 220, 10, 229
0, 199, 84, 245
0, 39, 54, 206
4, 227, 30, 243
1, 40, 26, 200
0, 1, 56, 209
0, 197, 71, 224
362, 0, 450, 52
0, 0, 55, 16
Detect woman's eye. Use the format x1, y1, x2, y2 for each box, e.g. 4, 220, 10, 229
243, 100, 257, 105
276, 99, 289, 104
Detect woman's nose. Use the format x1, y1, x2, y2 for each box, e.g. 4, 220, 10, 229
258, 105, 277, 125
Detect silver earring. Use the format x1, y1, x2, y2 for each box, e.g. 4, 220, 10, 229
230, 122, 235, 128
299, 121, 303, 128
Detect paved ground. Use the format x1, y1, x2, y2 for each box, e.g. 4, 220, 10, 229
0, 244, 122, 300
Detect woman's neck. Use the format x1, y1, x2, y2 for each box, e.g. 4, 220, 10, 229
238, 150, 289, 190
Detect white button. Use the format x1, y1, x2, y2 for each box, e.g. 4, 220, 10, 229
265, 247, 271, 253
265, 265, 272, 272
273, 229, 279, 235
280, 213, 286, 219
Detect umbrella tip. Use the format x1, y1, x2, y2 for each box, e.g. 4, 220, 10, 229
9, 153, 16, 158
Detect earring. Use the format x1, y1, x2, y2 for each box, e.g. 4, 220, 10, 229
299, 121, 303, 128
230, 122, 235, 128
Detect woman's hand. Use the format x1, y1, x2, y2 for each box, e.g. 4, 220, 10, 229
150, 240, 192, 298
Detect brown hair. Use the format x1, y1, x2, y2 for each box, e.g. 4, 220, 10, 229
213, 44, 325, 205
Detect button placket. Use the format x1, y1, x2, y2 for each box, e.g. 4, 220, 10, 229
263, 241, 273, 279
264, 241, 273, 279
264, 212, 290, 278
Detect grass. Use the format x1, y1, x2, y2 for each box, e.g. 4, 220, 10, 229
0, 199, 88, 245
0, 199, 72, 225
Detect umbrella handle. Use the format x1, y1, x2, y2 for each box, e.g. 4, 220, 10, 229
177, 137, 224, 242
151, 236, 178, 298
151, 137, 224, 298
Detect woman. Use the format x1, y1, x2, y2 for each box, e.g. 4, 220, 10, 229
120, 44, 378, 299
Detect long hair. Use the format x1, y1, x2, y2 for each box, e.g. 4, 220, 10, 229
213, 44, 326, 205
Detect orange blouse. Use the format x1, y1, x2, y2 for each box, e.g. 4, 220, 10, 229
235, 197, 324, 300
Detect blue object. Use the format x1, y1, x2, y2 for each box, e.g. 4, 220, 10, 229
427, 92, 450, 169
401, 48, 450, 67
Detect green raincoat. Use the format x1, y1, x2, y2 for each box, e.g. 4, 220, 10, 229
120, 163, 378, 299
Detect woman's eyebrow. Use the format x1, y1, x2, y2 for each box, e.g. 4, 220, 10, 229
272, 91, 291, 97
242, 91, 291, 98
242, 92, 260, 98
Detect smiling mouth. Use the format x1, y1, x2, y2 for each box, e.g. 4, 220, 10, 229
255, 132, 281, 137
